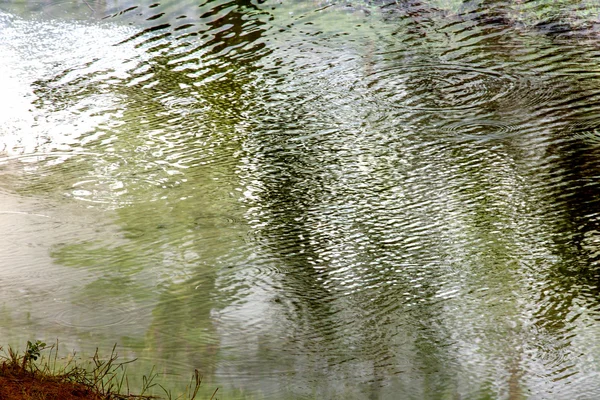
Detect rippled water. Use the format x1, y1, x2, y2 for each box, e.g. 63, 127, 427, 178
2, 0, 600, 398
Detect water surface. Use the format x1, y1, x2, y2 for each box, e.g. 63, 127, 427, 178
2, 1, 600, 398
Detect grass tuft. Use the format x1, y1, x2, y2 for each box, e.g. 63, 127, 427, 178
0, 341, 211, 400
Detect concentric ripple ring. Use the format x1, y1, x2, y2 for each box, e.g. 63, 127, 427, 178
367, 63, 520, 111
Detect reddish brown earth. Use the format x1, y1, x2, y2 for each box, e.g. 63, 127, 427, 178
0, 365, 103, 400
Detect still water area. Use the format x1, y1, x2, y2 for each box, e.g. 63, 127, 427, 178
2, 0, 600, 398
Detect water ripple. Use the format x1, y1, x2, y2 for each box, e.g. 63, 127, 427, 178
439, 118, 519, 141
367, 63, 524, 111
5, 1, 600, 398
53, 303, 132, 328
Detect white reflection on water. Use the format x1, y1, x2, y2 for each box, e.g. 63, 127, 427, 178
0, 12, 135, 157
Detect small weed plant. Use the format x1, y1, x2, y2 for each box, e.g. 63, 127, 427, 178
0, 340, 217, 400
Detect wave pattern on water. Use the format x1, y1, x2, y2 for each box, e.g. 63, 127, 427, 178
367, 63, 520, 111
3, 0, 600, 398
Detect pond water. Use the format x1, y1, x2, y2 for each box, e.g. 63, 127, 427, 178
2, 0, 600, 398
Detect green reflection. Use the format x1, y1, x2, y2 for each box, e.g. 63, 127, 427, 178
4, 1, 600, 399
1, 0, 267, 396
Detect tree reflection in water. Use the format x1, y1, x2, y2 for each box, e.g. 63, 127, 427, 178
2, 0, 600, 398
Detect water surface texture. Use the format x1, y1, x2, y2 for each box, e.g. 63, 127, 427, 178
2, 0, 600, 398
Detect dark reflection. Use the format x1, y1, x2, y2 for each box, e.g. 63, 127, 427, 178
550, 138, 600, 270
535, 133, 600, 317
